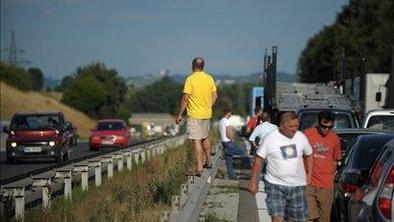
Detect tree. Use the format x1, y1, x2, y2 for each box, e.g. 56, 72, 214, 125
62, 74, 106, 119
0, 61, 32, 91
61, 62, 128, 120
27, 67, 44, 91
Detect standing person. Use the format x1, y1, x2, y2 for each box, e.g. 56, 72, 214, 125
248, 112, 313, 222
249, 112, 278, 148
303, 110, 341, 222
246, 106, 263, 155
176, 57, 218, 177
219, 108, 247, 179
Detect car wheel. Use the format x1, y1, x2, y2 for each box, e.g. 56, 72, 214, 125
90, 146, 98, 151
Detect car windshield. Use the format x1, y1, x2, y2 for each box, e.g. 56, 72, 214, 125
299, 112, 352, 131
11, 114, 61, 130
96, 122, 124, 131
366, 115, 394, 131
353, 136, 394, 170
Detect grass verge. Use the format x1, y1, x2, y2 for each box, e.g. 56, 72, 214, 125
23, 140, 194, 222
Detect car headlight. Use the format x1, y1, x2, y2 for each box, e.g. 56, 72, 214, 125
11, 142, 17, 147
48, 141, 55, 146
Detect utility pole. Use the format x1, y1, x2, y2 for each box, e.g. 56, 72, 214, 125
1, 30, 31, 65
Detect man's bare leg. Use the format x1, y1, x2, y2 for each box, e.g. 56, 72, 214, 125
202, 138, 212, 165
193, 139, 204, 171
272, 216, 284, 222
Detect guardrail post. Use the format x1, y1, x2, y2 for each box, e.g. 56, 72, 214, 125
73, 164, 89, 191
140, 149, 146, 163
171, 195, 180, 218
122, 150, 133, 170
188, 176, 194, 195
88, 160, 102, 187
159, 211, 170, 222
101, 156, 114, 178
180, 183, 188, 209
112, 153, 123, 172
31, 177, 52, 209
2, 187, 25, 221
146, 149, 151, 160
55, 169, 72, 200
132, 150, 139, 166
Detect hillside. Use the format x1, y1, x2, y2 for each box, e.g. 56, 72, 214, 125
0, 81, 96, 138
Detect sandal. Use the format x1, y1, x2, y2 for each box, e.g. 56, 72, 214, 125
203, 162, 213, 169
185, 170, 202, 177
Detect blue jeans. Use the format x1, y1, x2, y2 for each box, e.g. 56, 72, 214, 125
222, 141, 244, 178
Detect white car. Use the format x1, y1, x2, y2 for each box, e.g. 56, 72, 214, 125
362, 109, 394, 131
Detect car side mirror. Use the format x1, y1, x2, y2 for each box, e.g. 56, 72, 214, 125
341, 169, 361, 186
3, 126, 10, 134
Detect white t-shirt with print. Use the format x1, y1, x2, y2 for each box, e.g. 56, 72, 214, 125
256, 129, 312, 186
219, 117, 231, 142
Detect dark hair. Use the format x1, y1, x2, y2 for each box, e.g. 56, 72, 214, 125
254, 106, 262, 115
223, 108, 232, 114
192, 57, 205, 70
318, 110, 335, 123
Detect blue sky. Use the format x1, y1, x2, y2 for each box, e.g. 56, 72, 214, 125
1, 0, 349, 79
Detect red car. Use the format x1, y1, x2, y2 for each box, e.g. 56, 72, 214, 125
89, 119, 131, 151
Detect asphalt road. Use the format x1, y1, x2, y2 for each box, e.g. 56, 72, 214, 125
0, 139, 142, 184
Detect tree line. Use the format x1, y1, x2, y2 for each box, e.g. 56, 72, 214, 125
1, 60, 254, 121
0, 61, 44, 91
298, 0, 393, 83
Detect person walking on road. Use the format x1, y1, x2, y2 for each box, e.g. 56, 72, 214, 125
176, 57, 218, 177
248, 112, 313, 222
303, 110, 341, 222
219, 108, 247, 179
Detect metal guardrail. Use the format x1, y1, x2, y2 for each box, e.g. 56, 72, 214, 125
0, 135, 186, 221
160, 143, 222, 222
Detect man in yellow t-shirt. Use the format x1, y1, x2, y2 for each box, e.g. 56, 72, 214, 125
176, 57, 218, 177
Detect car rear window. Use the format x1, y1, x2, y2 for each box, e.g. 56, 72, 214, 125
299, 112, 352, 131
11, 114, 61, 130
366, 115, 394, 131
97, 122, 125, 130
354, 136, 394, 170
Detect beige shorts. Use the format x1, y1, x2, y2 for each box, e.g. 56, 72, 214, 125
186, 117, 210, 140
306, 186, 334, 222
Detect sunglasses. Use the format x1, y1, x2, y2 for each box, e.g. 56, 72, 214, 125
319, 123, 334, 130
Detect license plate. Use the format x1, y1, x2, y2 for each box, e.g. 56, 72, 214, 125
102, 140, 114, 145
24, 147, 42, 153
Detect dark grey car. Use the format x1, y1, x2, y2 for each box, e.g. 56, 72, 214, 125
347, 139, 394, 222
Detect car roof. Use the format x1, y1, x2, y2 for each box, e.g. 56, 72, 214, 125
297, 108, 354, 113
14, 111, 63, 116
334, 128, 392, 134
97, 119, 124, 123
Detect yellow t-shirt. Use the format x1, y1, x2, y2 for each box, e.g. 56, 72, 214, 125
183, 71, 217, 119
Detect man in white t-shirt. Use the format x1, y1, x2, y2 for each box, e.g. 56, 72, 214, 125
248, 112, 313, 222
219, 109, 246, 179
249, 112, 278, 148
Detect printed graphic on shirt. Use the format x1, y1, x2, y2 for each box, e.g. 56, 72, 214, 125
280, 144, 297, 159
313, 142, 327, 159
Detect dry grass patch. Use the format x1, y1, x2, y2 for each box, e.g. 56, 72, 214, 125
0, 81, 95, 138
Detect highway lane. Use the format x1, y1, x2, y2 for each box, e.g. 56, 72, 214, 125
0, 140, 142, 184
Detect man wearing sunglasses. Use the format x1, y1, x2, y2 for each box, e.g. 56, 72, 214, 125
303, 110, 342, 222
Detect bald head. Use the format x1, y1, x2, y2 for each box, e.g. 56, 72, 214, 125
192, 57, 205, 71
